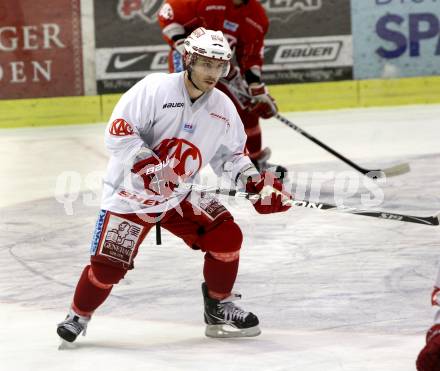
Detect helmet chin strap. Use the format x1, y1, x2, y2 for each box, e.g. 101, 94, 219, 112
187, 68, 204, 93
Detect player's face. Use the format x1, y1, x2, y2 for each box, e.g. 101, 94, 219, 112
191, 55, 228, 91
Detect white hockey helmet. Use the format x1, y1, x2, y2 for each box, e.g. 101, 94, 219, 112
183, 27, 232, 77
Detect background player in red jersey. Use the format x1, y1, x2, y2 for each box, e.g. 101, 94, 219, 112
158, 0, 287, 179
416, 286, 440, 371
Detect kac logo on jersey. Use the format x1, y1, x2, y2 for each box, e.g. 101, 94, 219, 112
156, 138, 202, 178
109, 118, 134, 136
132, 138, 202, 197
158, 3, 173, 20
183, 122, 195, 133
223, 20, 239, 32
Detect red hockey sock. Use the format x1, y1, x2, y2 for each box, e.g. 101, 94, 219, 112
203, 253, 239, 298
243, 114, 262, 159
245, 126, 262, 160
72, 265, 114, 315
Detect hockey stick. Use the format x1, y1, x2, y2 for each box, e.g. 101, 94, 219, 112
224, 84, 410, 178
274, 114, 410, 178
179, 183, 439, 226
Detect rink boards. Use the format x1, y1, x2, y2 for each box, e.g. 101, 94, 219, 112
1, 75, 440, 128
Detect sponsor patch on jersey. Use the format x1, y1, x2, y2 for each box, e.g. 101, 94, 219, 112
206, 5, 226, 11
183, 122, 195, 133
245, 17, 263, 34
162, 102, 184, 109
97, 215, 143, 265
109, 118, 134, 136
223, 20, 239, 32
90, 210, 107, 255
210, 112, 230, 129
117, 189, 160, 207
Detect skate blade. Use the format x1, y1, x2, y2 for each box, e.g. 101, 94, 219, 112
58, 339, 77, 350
205, 324, 261, 338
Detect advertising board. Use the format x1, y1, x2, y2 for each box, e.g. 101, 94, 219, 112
94, 0, 353, 93
0, 0, 83, 99
352, 0, 440, 79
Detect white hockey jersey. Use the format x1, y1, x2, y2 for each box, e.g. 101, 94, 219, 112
101, 71, 254, 214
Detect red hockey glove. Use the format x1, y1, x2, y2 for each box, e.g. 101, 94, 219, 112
131, 149, 178, 197
248, 83, 278, 119
223, 65, 240, 82
416, 324, 440, 371
245, 171, 291, 214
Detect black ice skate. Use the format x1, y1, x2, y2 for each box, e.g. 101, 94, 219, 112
57, 309, 90, 343
251, 147, 287, 181
202, 282, 261, 338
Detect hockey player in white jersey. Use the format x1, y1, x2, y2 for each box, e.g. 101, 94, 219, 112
57, 27, 292, 342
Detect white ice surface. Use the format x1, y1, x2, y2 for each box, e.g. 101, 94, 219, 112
1, 104, 440, 371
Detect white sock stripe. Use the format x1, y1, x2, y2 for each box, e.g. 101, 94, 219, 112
88, 267, 113, 290
210, 250, 240, 262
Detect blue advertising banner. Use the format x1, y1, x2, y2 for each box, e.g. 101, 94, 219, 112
352, 0, 440, 79
94, 0, 353, 93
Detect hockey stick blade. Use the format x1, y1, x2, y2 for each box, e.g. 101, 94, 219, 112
274, 113, 412, 179
180, 183, 439, 226
363, 163, 411, 179
225, 84, 411, 179
381, 162, 411, 177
